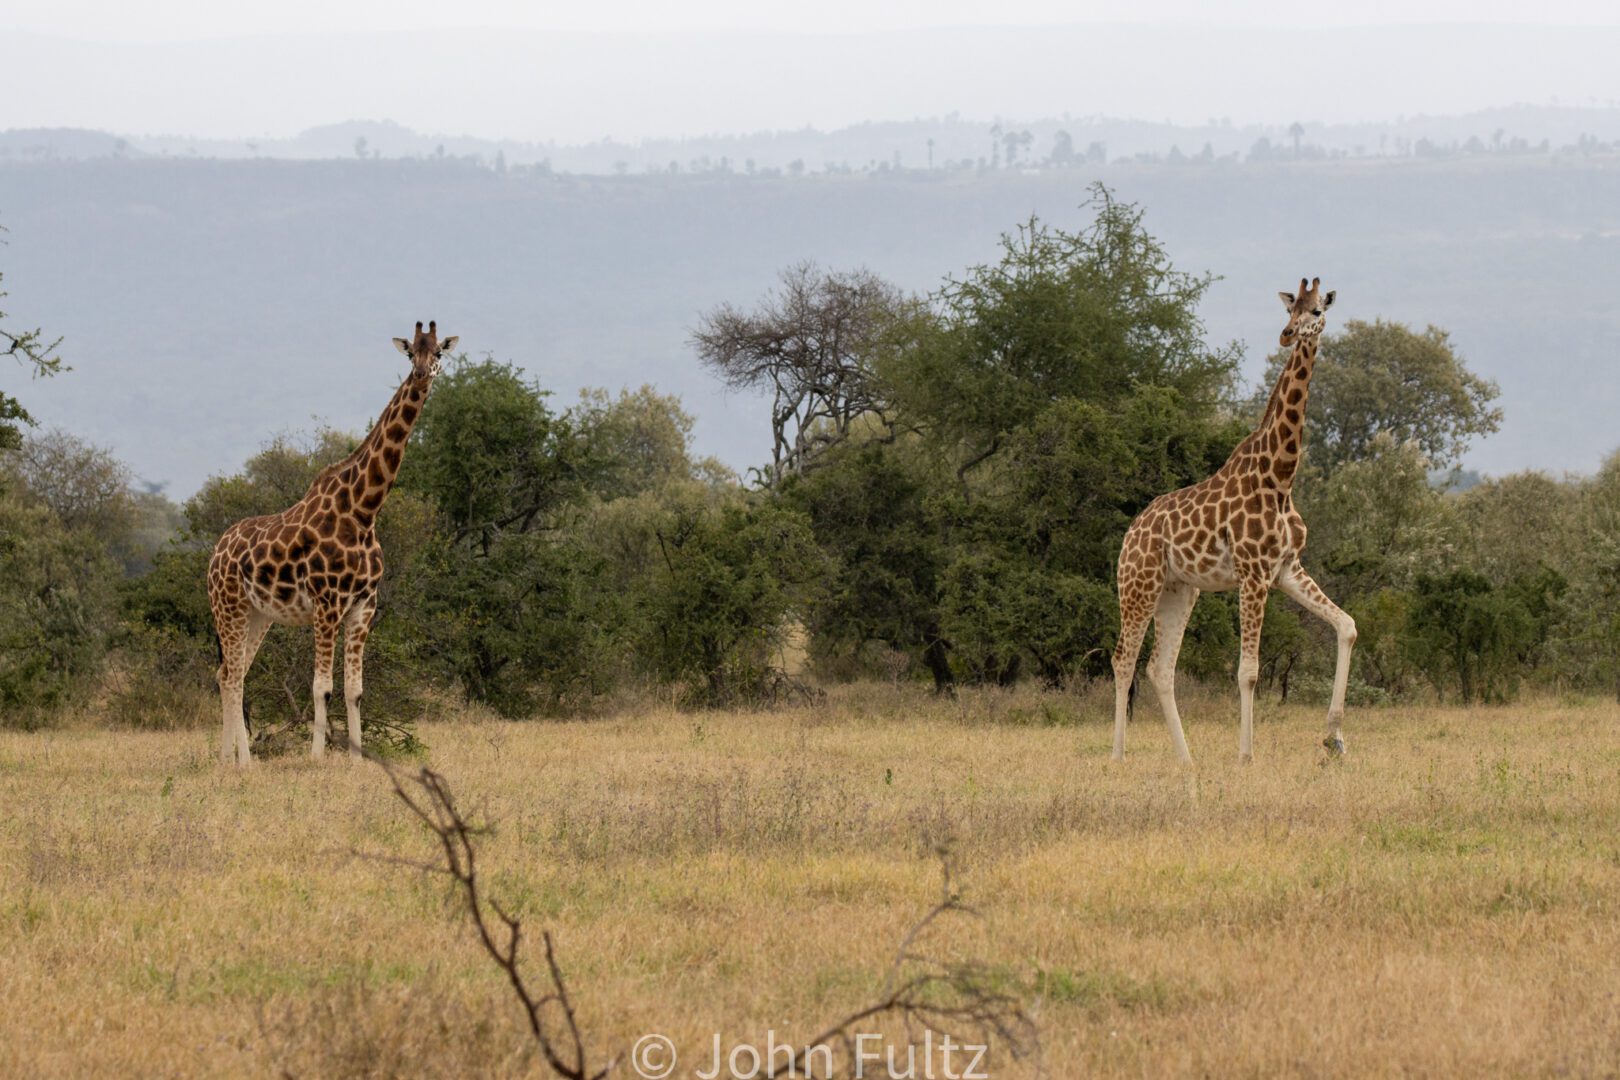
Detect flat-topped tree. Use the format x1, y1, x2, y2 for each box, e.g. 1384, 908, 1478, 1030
1112, 280, 1356, 764
207, 321, 457, 764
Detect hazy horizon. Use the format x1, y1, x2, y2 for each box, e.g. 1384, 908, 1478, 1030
7, 2, 1620, 495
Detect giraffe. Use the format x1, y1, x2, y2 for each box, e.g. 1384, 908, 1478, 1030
1111, 279, 1355, 764
208, 321, 457, 765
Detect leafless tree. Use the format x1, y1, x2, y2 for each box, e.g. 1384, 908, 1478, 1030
692, 263, 906, 485
363, 758, 1039, 1079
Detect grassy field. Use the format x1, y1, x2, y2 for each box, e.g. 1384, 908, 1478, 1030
2, 685, 1619, 1078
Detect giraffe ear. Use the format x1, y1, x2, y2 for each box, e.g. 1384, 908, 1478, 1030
392, 337, 410, 355
1321, 290, 1336, 310
437, 336, 459, 354
1278, 292, 1296, 311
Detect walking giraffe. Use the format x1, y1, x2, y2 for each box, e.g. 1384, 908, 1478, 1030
1111, 279, 1354, 764
208, 321, 457, 764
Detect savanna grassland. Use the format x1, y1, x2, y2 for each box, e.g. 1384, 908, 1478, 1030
2, 687, 1618, 1078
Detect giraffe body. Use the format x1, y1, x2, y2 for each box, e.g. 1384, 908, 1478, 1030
209, 322, 456, 765
1112, 280, 1356, 764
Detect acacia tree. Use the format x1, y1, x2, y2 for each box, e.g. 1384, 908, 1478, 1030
782, 189, 1241, 688
691, 262, 906, 484
882, 185, 1240, 487
1252, 319, 1501, 475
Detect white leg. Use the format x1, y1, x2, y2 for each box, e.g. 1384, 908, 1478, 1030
220, 677, 244, 765
1277, 561, 1356, 755
1236, 579, 1268, 763
342, 598, 376, 758
1148, 581, 1199, 766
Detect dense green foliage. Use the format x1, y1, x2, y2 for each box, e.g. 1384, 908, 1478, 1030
0, 490, 118, 723
3, 187, 1616, 733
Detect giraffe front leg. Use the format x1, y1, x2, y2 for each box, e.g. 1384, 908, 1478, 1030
343, 597, 376, 758
1236, 578, 1268, 764
1277, 561, 1356, 757
1149, 580, 1199, 766
311, 612, 339, 760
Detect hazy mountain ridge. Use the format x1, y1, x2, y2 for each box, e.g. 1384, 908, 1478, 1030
7, 104, 1620, 174
2, 151, 1618, 496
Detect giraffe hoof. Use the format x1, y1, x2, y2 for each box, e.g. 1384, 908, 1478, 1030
1323, 735, 1347, 757
1239, 752, 1253, 765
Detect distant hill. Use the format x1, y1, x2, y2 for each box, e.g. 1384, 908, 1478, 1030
7, 104, 1620, 174
2, 152, 1618, 495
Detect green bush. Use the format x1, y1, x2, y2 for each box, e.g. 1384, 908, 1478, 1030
632, 499, 828, 707
1405, 569, 1564, 704
0, 491, 120, 725
397, 531, 620, 718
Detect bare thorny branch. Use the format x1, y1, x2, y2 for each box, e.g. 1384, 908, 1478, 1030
363, 758, 616, 1080
765, 846, 1041, 1078
0, 229, 65, 379
359, 757, 1040, 1079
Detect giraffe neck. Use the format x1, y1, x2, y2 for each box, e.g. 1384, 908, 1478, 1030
326, 369, 434, 527
1247, 335, 1318, 491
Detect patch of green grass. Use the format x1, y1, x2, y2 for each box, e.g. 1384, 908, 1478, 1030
1031, 967, 1185, 1014
124, 956, 424, 1003
1366, 820, 1493, 856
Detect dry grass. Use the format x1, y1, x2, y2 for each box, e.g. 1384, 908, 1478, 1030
2, 683, 1619, 1077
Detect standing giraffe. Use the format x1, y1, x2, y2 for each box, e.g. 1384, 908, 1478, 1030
1111, 279, 1354, 764
208, 321, 457, 765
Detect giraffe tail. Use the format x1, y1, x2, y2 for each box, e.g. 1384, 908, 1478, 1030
1126, 669, 1138, 720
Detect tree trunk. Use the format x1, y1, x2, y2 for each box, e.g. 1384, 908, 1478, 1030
923, 637, 954, 696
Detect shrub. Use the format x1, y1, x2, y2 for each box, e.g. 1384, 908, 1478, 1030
0, 490, 119, 726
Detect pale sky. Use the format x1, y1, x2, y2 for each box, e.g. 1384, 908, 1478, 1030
6, 0, 1620, 39
6, 1, 1620, 142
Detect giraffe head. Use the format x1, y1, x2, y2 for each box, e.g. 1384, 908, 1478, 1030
391, 320, 459, 379
1277, 278, 1335, 347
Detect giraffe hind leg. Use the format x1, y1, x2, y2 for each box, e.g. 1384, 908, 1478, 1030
1236, 577, 1269, 763
234, 612, 272, 763
311, 609, 341, 759
1277, 561, 1356, 756
1112, 561, 1162, 762
213, 606, 254, 766
342, 597, 377, 758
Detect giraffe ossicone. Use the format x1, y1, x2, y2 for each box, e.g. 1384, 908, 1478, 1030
1111, 279, 1355, 764
207, 320, 458, 765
